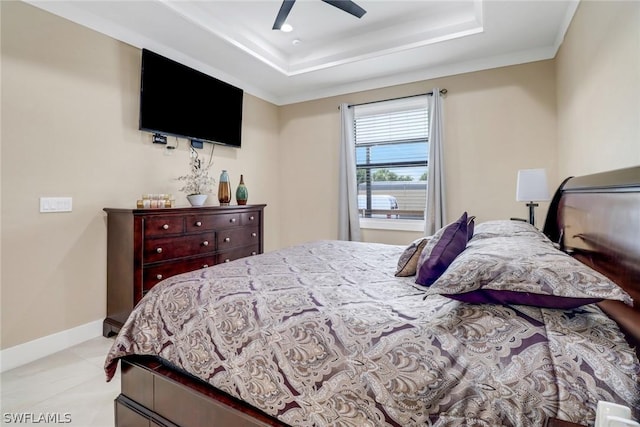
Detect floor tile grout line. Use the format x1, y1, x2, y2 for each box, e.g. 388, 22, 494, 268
1, 339, 118, 415
2, 369, 119, 415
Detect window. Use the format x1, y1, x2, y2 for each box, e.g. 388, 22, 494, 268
354, 96, 428, 229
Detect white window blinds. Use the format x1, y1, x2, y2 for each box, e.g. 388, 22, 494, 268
354, 96, 429, 220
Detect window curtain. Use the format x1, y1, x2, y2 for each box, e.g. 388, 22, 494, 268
425, 89, 446, 235
338, 103, 362, 241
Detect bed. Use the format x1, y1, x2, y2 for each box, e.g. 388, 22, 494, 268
105, 167, 640, 427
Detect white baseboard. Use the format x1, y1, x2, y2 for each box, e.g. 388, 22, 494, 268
0, 319, 103, 373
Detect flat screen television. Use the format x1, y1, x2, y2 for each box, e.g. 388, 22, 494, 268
139, 49, 243, 148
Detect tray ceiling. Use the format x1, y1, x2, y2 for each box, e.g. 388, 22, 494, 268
25, 0, 579, 105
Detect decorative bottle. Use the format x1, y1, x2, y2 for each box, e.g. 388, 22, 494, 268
236, 174, 248, 205
218, 170, 231, 206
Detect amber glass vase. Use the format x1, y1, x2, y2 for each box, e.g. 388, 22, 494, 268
218, 170, 231, 205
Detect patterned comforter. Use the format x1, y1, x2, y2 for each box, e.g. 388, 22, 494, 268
105, 240, 639, 426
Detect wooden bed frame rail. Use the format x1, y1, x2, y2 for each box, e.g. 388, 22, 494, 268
116, 356, 287, 427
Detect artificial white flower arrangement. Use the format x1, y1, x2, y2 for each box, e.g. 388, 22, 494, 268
176, 149, 215, 195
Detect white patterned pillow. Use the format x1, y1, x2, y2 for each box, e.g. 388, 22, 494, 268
395, 237, 430, 277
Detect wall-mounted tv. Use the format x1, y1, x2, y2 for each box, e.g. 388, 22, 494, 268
139, 49, 243, 148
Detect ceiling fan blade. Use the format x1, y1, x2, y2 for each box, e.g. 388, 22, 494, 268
320, 0, 367, 18
273, 0, 296, 30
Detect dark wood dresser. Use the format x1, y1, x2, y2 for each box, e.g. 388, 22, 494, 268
103, 204, 266, 337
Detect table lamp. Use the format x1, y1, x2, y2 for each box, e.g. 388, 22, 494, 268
516, 168, 550, 226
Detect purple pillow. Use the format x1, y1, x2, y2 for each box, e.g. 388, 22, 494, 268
467, 215, 475, 241
415, 212, 468, 286
444, 289, 602, 309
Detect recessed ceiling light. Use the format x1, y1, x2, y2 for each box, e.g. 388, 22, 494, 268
281, 23, 293, 33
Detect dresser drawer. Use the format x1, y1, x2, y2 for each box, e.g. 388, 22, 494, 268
185, 215, 218, 232
144, 216, 185, 237
218, 245, 260, 264
145, 232, 216, 263
217, 226, 259, 250
185, 213, 241, 232
241, 211, 260, 226
143, 255, 216, 294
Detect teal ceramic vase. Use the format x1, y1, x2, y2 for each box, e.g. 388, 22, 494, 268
236, 175, 248, 205
218, 170, 231, 205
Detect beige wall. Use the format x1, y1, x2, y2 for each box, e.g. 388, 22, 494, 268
1, 1, 280, 349
556, 1, 640, 177
278, 61, 558, 247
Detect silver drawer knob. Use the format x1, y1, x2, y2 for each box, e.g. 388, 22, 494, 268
224, 259, 230, 263
249, 216, 255, 221
202, 264, 208, 268
162, 224, 169, 230
230, 218, 236, 223
195, 221, 202, 227
156, 274, 163, 280
224, 237, 230, 242
251, 232, 257, 237
202, 240, 209, 246
156, 248, 163, 253
251, 251, 257, 256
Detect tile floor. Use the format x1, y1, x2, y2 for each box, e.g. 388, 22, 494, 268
1, 336, 119, 426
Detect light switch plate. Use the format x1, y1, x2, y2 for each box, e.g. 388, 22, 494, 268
40, 197, 73, 213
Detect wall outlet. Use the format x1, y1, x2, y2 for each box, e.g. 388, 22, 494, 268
595, 402, 638, 427
152, 133, 167, 144
40, 197, 72, 213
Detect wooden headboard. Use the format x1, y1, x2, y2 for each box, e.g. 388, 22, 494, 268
544, 166, 640, 353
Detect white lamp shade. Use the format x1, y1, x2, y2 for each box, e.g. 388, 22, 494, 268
516, 169, 550, 202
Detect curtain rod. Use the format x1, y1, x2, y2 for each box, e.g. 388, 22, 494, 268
346, 88, 447, 109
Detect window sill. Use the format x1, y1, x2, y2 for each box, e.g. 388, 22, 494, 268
359, 218, 425, 232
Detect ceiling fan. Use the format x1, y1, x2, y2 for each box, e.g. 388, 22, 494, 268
272, 0, 367, 30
